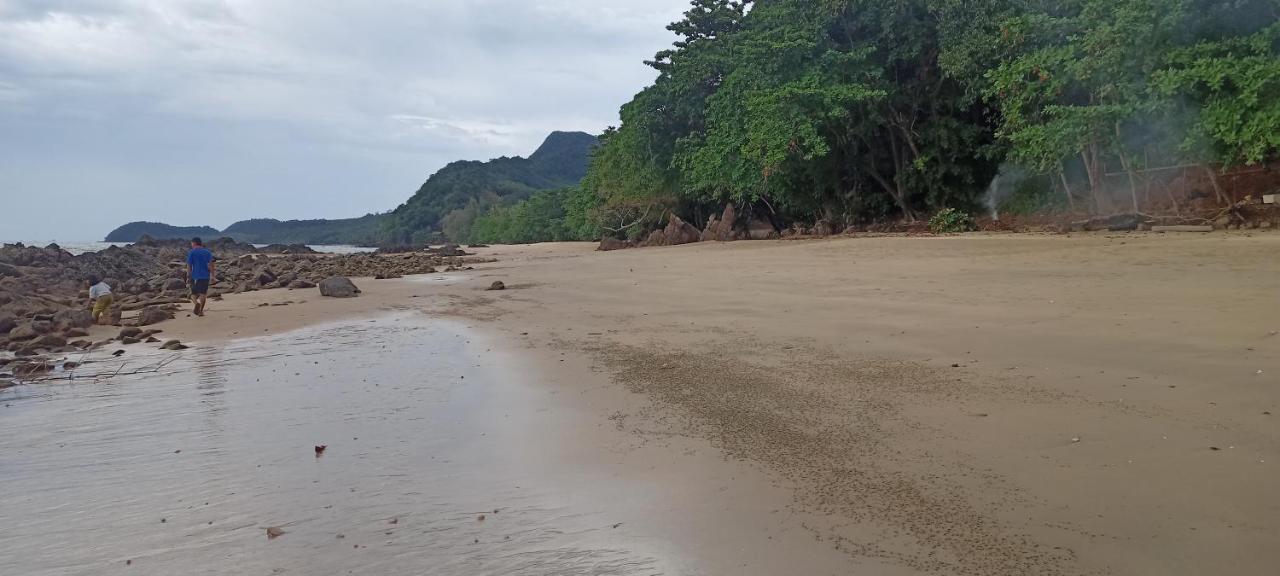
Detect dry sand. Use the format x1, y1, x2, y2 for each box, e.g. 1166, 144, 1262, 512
97, 231, 1280, 575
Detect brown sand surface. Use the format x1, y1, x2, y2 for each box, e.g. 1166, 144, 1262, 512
102, 232, 1280, 575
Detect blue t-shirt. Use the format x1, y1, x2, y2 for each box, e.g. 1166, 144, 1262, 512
187, 247, 214, 280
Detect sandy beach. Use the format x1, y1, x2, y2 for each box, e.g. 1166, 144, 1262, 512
8, 231, 1280, 575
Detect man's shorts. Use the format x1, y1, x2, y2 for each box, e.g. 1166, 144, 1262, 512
191, 279, 210, 295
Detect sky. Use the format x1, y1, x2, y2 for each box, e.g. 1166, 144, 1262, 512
0, 0, 689, 242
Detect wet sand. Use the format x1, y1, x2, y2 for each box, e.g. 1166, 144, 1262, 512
1, 316, 850, 575
8, 231, 1280, 574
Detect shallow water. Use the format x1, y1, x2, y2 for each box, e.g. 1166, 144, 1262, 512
0, 318, 675, 575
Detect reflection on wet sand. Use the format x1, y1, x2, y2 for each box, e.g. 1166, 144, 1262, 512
1, 319, 673, 575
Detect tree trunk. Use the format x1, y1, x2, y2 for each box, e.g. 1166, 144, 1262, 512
1114, 122, 1140, 213
1201, 164, 1230, 206
1058, 166, 1077, 212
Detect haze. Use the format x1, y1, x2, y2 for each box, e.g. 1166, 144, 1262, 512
0, 0, 687, 242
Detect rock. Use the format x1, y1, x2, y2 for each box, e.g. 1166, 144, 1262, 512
145, 336, 161, 343
318, 277, 360, 298
121, 337, 141, 345
597, 237, 633, 251
747, 218, 779, 240
662, 213, 702, 246
161, 277, 186, 292
63, 328, 90, 338
0, 262, 20, 278
160, 339, 189, 350
701, 204, 738, 242
118, 327, 142, 339
288, 279, 316, 289
487, 281, 506, 291
256, 268, 278, 285
0, 314, 15, 335
136, 306, 172, 326
8, 322, 44, 341
53, 309, 93, 331
31, 334, 67, 349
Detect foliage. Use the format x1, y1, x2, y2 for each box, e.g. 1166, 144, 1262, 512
466, 188, 600, 245
928, 208, 975, 233
221, 214, 387, 246
383, 132, 598, 243
105, 222, 222, 243
573, 0, 1280, 232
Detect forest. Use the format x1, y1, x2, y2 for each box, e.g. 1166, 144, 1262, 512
464, 0, 1279, 243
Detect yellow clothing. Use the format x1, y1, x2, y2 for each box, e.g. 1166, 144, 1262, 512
92, 294, 114, 320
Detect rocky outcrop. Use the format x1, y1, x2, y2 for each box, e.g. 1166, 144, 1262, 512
318, 277, 360, 298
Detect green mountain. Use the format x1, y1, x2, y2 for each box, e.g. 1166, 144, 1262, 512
221, 214, 386, 246
105, 222, 222, 242
382, 131, 598, 243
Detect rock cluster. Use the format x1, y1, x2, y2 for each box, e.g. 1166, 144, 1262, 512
1, 238, 490, 365
597, 206, 779, 251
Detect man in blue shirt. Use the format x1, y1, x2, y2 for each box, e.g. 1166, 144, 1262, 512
186, 237, 216, 317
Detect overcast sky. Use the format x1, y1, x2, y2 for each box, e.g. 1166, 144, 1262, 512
0, 0, 688, 242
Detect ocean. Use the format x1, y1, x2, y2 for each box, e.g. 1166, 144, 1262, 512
4, 240, 375, 256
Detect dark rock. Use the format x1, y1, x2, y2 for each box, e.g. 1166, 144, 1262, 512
145, 336, 160, 343
63, 328, 90, 338
160, 339, 189, 350
163, 278, 186, 291
0, 314, 15, 335
121, 337, 141, 345
486, 281, 506, 291
118, 327, 142, 339
256, 268, 278, 285
288, 279, 316, 289
136, 306, 172, 326
318, 277, 360, 298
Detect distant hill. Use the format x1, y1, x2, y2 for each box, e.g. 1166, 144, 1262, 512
222, 214, 386, 245
105, 222, 222, 242
382, 131, 598, 243
105, 131, 597, 246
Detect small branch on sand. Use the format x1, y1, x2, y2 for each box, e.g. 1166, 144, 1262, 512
25, 354, 182, 384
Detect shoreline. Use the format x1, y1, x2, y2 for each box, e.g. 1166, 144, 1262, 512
8, 231, 1280, 574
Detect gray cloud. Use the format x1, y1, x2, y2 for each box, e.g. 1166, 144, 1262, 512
0, 0, 687, 241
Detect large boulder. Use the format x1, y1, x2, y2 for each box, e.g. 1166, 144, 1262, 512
8, 323, 41, 341
701, 204, 738, 242
318, 277, 360, 298
662, 214, 702, 246
53, 309, 93, 331
0, 313, 15, 335
163, 277, 186, 291
136, 305, 172, 326
597, 237, 633, 252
